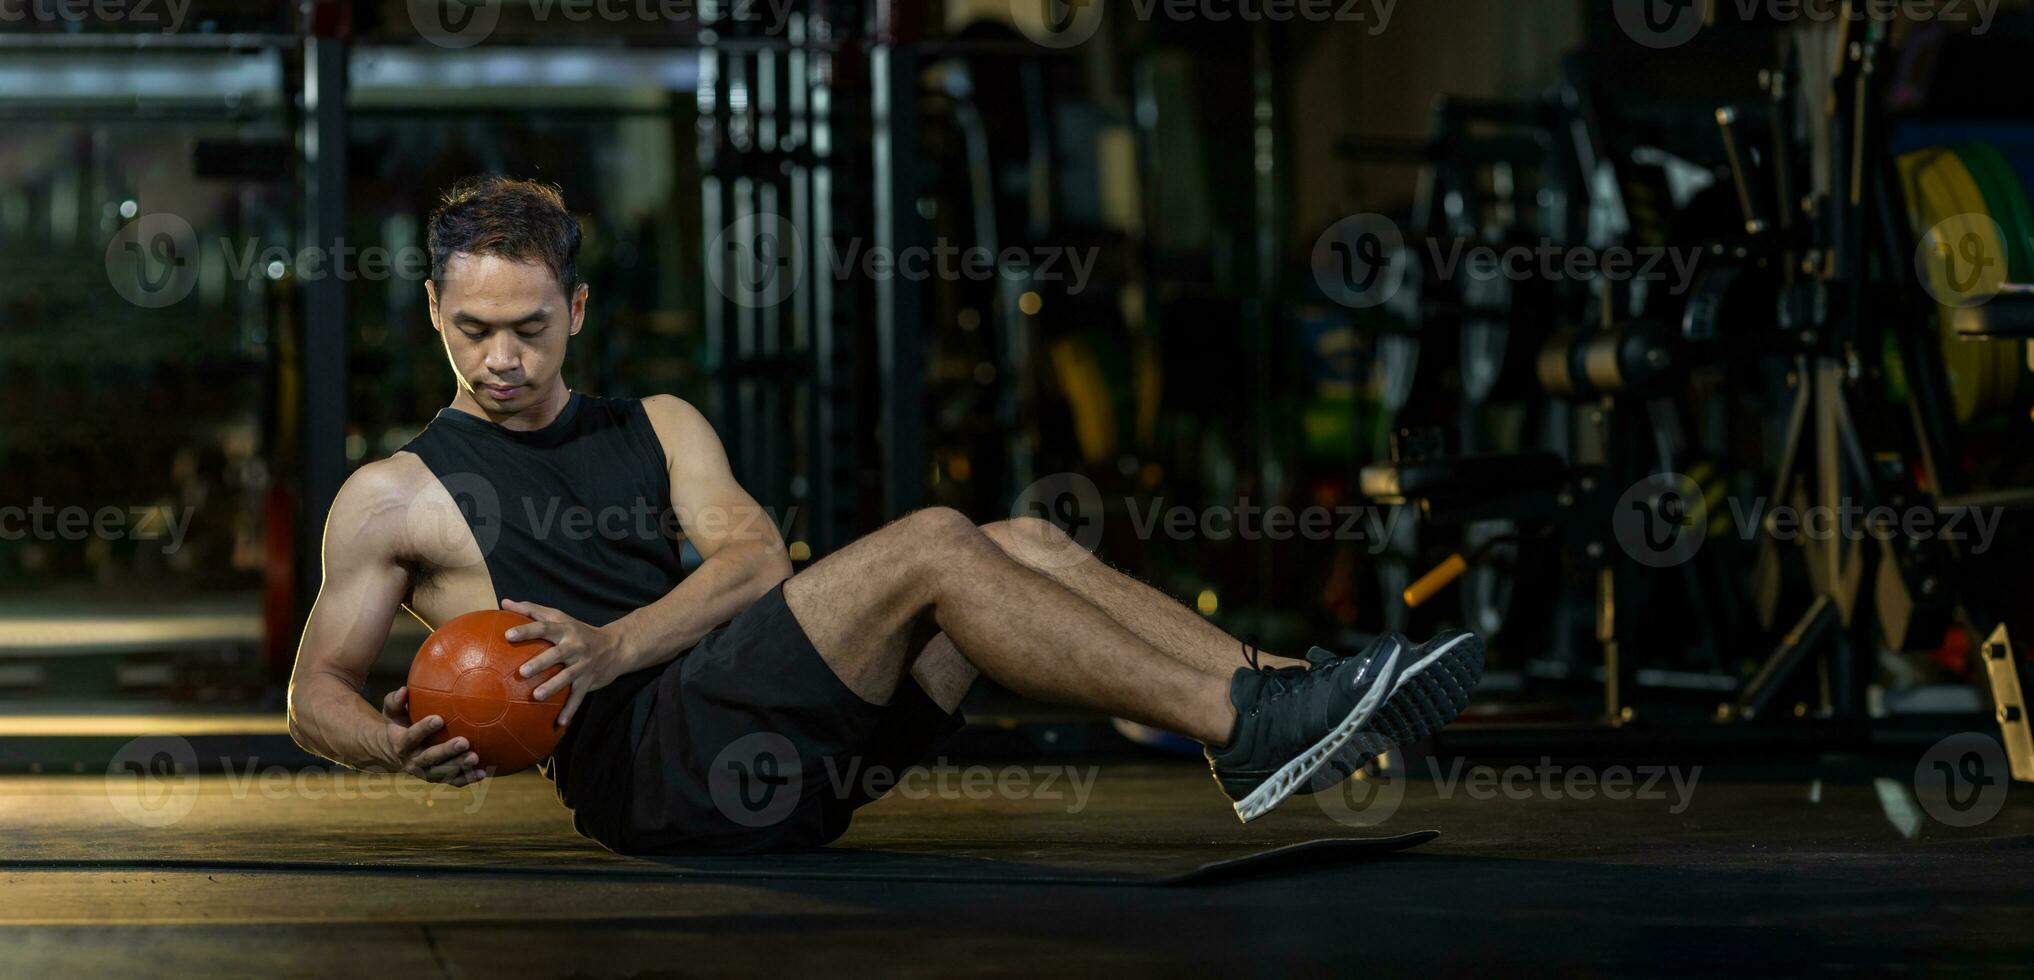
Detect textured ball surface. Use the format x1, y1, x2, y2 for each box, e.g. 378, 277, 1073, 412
407, 609, 567, 776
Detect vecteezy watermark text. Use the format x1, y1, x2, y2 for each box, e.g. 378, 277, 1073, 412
0, 499, 194, 553
706, 212, 1101, 310
407, 0, 796, 48
1316, 755, 1703, 826
1425, 239, 1704, 295
217, 761, 490, 813
107, 213, 1104, 312
1729, 498, 2002, 552
824, 241, 1098, 294
1121, 498, 1403, 548
1012, 0, 1400, 49
106, 219, 439, 309
1611, 473, 2006, 568
705, 732, 1104, 828
404, 484, 799, 565
1431, 758, 1701, 812
824, 758, 1100, 813
219, 239, 433, 285
1011, 473, 1407, 571
105, 735, 487, 829
0, 0, 191, 31
1309, 214, 1707, 310
1614, 0, 1997, 50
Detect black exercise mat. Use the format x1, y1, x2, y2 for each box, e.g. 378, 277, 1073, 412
9, 765, 1445, 885
0, 833, 1437, 887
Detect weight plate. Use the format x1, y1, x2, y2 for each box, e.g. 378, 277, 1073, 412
1899, 148, 2013, 423
1954, 142, 2034, 280
1949, 146, 2028, 412
1959, 140, 2034, 401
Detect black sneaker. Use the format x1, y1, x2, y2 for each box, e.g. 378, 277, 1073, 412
1294, 633, 1406, 670
1207, 631, 1484, 822
1313, 629, 1485, 789
1206, 634, 1408, 822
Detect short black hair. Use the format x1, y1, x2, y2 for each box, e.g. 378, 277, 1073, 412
427, 176, 581, 295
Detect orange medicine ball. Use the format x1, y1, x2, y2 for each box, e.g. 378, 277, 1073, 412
407, 609, 569, 776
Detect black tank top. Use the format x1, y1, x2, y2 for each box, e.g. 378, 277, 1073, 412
396, 391, 678, 811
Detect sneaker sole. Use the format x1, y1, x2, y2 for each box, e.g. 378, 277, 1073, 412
1229, 642, 1407, 823
1311, 631, 1483, 794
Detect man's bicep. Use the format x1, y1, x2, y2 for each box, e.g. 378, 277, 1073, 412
292, 473, 411, 693
646, 395, 782, 561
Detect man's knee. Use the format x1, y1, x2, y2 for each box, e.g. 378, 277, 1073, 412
897, 506, 985, 545
981, 516, 1081, 569
883, 508, 998, 579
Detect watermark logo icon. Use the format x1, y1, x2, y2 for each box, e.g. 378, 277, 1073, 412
1313, 214, 1408, 309
1915, 212, 2006, 310
1614, 0, 1704, 49
106, 213, 200, 309
1914, 733, 2009, 828
709, 732, 803, 828
1314, 753, 1406, 827
1011, 472, 1105, 569
408, 471, 502, 564
708, 212, 805, 310
408, 0, 502, 48
1013, 0, 1104, 48
105, 735, 201, 828
1612, 472, 1707, 568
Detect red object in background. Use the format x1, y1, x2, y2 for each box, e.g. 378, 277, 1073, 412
407, 610, 568, 776
1321, 549, 1362, 626
261, 483, 295, 679
1931, 625, 1972, 678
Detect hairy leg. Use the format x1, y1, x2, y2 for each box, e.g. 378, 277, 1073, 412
980, 517, 1312, 673
782, 508, 1236, 745
910, 634, 977, 714
899, 518, 1304, 711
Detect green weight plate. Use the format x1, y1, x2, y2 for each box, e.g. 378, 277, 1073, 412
1956, 141, 2034, 402
1954, 141, 2034, 283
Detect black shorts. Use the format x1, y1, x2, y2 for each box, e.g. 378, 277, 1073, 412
583, 582, 965, 855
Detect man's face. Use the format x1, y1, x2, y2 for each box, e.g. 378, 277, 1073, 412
427, 253, 587, 413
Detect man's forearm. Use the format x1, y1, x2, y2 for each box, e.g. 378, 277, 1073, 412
611, 543, 792, 671
287, 675, 395, 772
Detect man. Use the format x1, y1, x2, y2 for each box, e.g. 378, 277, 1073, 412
287, 176, 1483, 855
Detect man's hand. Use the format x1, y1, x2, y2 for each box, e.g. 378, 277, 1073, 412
502, 598, 633, 727
378, 685, 488, 787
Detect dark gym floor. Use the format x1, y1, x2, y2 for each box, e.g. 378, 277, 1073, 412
7, 753, 2031, 976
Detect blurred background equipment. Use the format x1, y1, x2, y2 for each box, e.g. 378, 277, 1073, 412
1, 0, 2030, 780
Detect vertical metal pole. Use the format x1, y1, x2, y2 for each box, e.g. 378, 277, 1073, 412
699, 40, 726, 427
787, 14, 819, 554
298, 21, 349, 619
756, 45, 785, 517
734, 171, 759, 484
809, 25, 846, 553
873, 40, 925, 519
1250, 23, 1281, 596
1600, 567, 1620, 724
